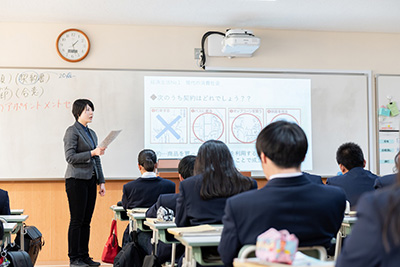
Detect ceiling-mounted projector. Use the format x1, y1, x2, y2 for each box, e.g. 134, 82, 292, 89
221, 29, 260, 57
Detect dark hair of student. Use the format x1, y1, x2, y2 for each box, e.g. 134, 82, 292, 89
72, 99, 94, 121
336, 142, 364, 170
382, 162, 400, 252
194, 140, 253, 200
256, 121, 308, 168
138, 149, 157, 172
178, 155, 196, 179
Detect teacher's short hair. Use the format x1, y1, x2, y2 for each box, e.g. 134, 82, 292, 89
72, 99, 95, 121
256, 120, 308, 168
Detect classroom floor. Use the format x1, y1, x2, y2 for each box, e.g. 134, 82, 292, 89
35, 261, 112, 266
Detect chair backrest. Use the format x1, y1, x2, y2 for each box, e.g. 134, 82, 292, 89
238, 245, 256, 259
298, 246, 327, 261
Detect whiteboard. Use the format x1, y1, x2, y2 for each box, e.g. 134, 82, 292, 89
0, 68, 372, 179
375, 74, 400, 175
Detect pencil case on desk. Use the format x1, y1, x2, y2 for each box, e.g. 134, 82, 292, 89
255, 227, 298, 264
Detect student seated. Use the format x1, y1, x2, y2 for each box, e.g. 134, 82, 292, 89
120, 149, 175, 250
375, 173, 397, 189
336, 174, 400, 266
145, 155, 196, 264
175, 140, 257, 227
146, 155, 196, 218
218, 121, 346, 267
0, 189, 10, 215
326, 142, 378, 209
121, 149, 175, 210
374, 152, 399, 189
303, 172, 324, 184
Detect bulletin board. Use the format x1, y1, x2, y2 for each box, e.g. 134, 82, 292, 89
376, 74, 400, 175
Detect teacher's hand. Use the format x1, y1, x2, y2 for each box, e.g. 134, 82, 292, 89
99, 183, 106, 196
91, 147, 106, 156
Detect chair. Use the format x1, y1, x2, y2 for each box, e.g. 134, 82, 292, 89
298, 246, 327, 261
192, 246, 223, 266
238, 245, 256, 259
0, 218, 7, 247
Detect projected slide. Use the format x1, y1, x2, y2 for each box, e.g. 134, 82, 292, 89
144, 76, 312, 171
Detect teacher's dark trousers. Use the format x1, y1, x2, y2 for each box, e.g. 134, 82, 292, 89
66, 174, 97, 261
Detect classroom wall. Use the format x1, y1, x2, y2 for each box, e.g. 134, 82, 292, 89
2, 22, 400, 262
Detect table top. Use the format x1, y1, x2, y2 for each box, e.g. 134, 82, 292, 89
127, 212, 146, 220
174, 234, 221, 247
343, 216, 357, 224
144, 218, 177, 230
110, 205, 125, 212
10, 209, 24, 215
0, 214, 29, 222
3, 222, 17, 232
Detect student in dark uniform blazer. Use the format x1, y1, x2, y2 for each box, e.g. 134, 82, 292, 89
175, 140, 257, 227
0, 189, 11, 215
326, 142, 377, 208
303, 172, 324, 184
218, 121, 346, 267
146, 155, 196, 218
374, 151, 399, 189
374, 173, 397, 189
121, 149, 175, 251
336, 175, 400, 267
145, 155, 196, 264
121, 149, 175, 210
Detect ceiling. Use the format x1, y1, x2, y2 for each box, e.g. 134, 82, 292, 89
2, 0, 400, 33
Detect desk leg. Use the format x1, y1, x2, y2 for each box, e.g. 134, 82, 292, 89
129, 219, 133, 233
182, 245, 189, 267
334, 228, 343, 260
185, 246, 194, 267
152, 229, 158, 255
170, 243, 176, 267
20, 224, 24, 250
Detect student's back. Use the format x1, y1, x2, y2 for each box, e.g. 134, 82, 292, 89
327, 167, 376, 207
175, 174, 256, 226
0, 189, 11, 215
120, 149, 175, 251
326, 142, 377, 208
336, 185, 400, 267
175, 140, 256, 227
374, 173, 397, 189
122, 177, 175, 209
218, 121, 346, 267
146, 155, 196, 218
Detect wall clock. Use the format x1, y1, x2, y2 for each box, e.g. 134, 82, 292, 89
56, 29, 90, 62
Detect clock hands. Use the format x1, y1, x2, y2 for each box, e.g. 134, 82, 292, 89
72, 40, 79, 48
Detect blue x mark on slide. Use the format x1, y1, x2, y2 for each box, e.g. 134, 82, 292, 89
156, 114, 182, 139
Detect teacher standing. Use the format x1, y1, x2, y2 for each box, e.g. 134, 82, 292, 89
64, 99, 106, 267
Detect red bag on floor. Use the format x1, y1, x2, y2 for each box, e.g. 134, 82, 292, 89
101, 219, 121, 263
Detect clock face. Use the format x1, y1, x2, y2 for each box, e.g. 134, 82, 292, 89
57, 29, 90, 62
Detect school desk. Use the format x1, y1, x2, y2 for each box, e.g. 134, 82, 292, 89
10, 209, 24, 215
144, 218, 178, 266
127, 209, 150, 233
169, 225, 223, 267
1, 222, 17, 247
334, 215, 358, 260
110, 205, 128, 221
0, 214, 29, 249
